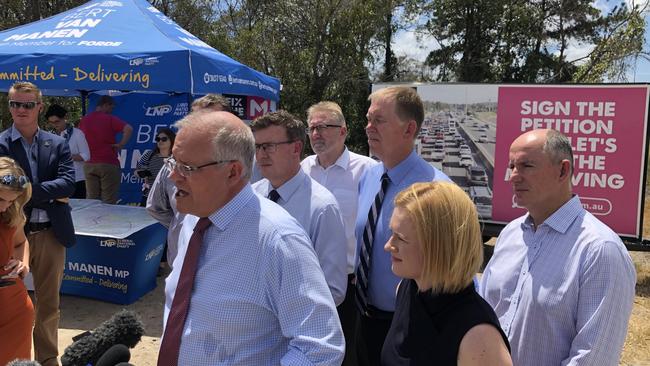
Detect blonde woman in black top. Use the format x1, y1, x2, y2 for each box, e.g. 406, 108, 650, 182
381, 181, 511, 365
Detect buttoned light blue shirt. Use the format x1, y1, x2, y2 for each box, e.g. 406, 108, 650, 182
11, 125, 48, 223
253, 169, 348, 306
480, 195, 636, 366
355, 150, 450, 311
163, 184, 344, 365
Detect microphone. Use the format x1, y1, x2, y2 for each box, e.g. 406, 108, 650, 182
61, 310, 144, 366
95, 344, 130, 366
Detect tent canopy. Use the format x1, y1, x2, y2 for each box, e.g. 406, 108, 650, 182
0, 0, 280, 100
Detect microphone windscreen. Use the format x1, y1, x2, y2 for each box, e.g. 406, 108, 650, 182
95, 344, 130, 366
6, 360, 42, 366
61, 310, 144, 366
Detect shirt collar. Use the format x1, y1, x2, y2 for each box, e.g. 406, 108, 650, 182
332, 147, 350, 169
272, 169, 306, 202
207, 184, 256, 231
384, 150, 419, 186
522, 195, 583, 234
313, 146, 350, 170
10, 124, 39, 143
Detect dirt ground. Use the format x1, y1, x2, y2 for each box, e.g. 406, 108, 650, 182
52, 208, 650, 366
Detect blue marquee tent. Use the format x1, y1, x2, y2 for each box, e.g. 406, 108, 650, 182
0, 0, 280, 100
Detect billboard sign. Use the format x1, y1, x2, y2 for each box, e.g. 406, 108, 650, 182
371, 83, 649, 238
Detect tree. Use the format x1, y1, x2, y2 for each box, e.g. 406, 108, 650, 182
211, 0, 387, 153
415, 0, 647, 83
573, 3, 647, 82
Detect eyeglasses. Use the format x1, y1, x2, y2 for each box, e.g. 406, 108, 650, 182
0, 174, 29, 189
164, 156, 235, 178
155, 136, 169, 142
254, 141, 295, 154
8, 100, 40, 110
307, 124, 342, 134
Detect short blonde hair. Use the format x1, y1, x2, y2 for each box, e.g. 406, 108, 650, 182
307, 101, 345, 126
369, 86, 423, 134
0, 157, 32, 227
394, 181, 482, 293
9, 81, 42, 102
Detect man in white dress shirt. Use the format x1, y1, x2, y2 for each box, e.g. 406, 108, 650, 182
480, 129, 635, 365
251, 110, 348, 306
300, 101, 378, 364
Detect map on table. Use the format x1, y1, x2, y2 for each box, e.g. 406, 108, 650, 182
70, 199, 159, 239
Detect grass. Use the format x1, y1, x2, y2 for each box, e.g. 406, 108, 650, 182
619, 196, 650, 365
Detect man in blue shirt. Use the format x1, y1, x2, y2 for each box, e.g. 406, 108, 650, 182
251, 110, 348, 306
354, 86, 450, 365
158, 110, 344, 365
480, 129, 635, 365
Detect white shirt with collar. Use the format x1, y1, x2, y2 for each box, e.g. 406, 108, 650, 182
301, 147, 379, 273
252, 169, 348, 305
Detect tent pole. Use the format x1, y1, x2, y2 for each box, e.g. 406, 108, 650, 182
81, 91, 88, 115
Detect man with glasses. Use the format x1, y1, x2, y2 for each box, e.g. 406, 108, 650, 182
146, 96, 231, 269
354, 86, 450, 366
0, 81, 76, 366
79, 95, 133, 204
251, 110, 347, 306
300, 101, 378, 365
158, 110, 343, 365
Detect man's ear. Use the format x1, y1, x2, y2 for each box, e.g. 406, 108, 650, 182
404, 120, 417, 139
294, 140, 304, 155
559, 160, 571, 180
227, 161, 243, 183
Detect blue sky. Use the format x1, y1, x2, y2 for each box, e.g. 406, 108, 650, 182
393, 0, 650, 82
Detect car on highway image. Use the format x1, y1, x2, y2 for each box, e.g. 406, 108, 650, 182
468, 165, 488, 186
470, 186, 493, 219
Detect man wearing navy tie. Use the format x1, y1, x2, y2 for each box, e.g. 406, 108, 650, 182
354, 86, 450, 366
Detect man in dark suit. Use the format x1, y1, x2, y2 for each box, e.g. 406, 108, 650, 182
0, 81, 75, 366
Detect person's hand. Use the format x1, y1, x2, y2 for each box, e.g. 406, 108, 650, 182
112, 143, 124, 152
56, 197, 70, 203
3, 259, 29, 280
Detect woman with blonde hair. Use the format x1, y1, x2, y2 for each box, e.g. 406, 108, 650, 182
381, 181, 511, 365
0, 157, 34, 365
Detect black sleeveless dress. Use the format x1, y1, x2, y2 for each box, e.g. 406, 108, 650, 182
381, 279, 509, 365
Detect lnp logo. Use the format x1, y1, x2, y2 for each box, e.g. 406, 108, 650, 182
145, 104, 172, 116
100, 239, 116, 247
100, 238, 135, 249
248, 97, 275, 119
129, 58, 144, 66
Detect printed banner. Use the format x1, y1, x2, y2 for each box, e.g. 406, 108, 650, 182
493, 86, 648, 237
371, 83, 649, 239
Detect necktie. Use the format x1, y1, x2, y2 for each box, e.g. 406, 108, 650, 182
157, 217, 212, 366
268, 189, 280, 203
355, 173, 390, 314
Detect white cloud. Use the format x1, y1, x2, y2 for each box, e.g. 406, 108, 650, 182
392, 29, 439, 62
562, 40, 596, 64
